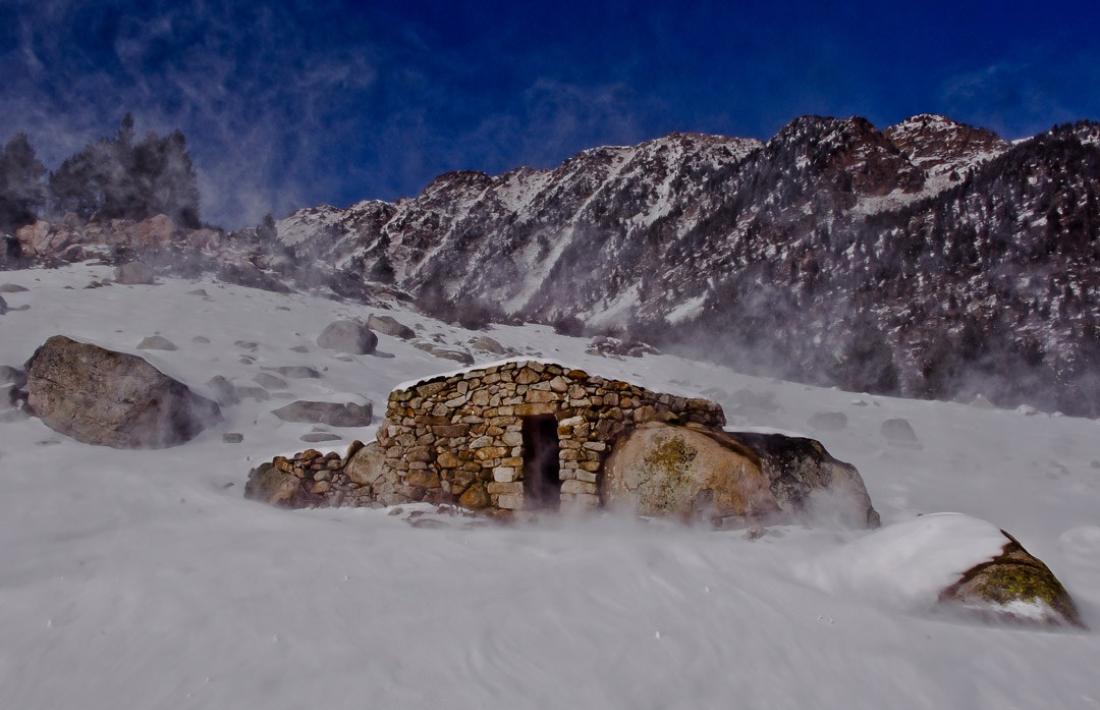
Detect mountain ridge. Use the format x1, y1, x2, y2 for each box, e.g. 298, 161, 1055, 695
8, 112, 1100, 415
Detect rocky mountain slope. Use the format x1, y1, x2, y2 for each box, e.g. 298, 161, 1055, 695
6, 114, 1100, 415
273, 115, 1100, 416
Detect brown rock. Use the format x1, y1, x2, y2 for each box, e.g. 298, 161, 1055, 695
940, 533, 1084, 628
602, 422, 779, 522
272, 400, 373, 427
245, 463, 305, 506
458, 481, 491, 509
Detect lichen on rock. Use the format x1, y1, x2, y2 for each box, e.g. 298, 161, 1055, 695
940, 533, 1085, 628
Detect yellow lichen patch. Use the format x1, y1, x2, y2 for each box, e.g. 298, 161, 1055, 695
941, 541, 1085, 628
638, 433, 698, 514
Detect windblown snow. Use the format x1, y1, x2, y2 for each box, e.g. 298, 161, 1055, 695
0, 263, 1098, 710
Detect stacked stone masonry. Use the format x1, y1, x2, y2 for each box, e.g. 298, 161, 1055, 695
371, 360, 725, 512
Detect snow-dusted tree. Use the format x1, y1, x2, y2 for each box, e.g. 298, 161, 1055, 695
0, 132, 47, 233
49, 114, 200, 227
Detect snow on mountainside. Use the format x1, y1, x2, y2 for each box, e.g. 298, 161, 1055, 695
1, 264, 1098, 709
8, 114, 1100, 416
269, 114, 1100, 416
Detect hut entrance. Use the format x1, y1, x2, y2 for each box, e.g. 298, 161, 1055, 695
522, 415, 561, 509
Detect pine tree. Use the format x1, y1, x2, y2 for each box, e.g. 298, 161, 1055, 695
48, 115, 200, 227
0, 133, 47, 233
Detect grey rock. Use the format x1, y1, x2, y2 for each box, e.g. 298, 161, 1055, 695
367, 314, 416, 339
808, 411, 848, 432
880, 418, 921, 448
317, 320, 377, 354
289, 345, 309, 353
192, 336, 211, 344
469, 334, 507, 354
414, 341, 474, 365
0, 295, 6, 315
586, 336, 659, 359
0, 283, 28, 293
222, 432, 244, 443
267, 365, 322, 379
23, 335, 221, 448
723, 428, 880, 528
253, 372, 288, 390
235, 340, 259, 351
137, 335, 177, 351
206, 375, 241, 406
114, 262, 156, 285
272, 400, 373, 427
235, 386, 271, 402
216, 263, 290, 293
726, 388, 779, 416
0, 365, 25, 387
300, 432, 342, 443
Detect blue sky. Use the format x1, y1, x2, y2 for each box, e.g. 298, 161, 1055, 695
2, 0, 1098, 227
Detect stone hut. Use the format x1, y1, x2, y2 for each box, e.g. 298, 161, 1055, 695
370, 359, 725, 512
246, 358, 879, 528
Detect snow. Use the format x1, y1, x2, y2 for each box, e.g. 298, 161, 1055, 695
2, 263, 1100, 710
664, 292, 708, 324
796, 513, 1008, 612
585, 282, 642, 327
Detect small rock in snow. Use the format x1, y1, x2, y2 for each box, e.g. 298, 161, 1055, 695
808, 411, 848, 432
881, 418, 921, 448
253, 373, 287, 390
137, 335, 177, 351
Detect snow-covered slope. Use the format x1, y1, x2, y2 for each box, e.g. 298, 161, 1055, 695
1, 264, 1098, 709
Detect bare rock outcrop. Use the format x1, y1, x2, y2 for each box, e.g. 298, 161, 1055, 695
24, 335, 221, 448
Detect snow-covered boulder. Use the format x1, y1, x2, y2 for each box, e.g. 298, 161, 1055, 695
23, 335, 221, 448
800, 513, 1083, 627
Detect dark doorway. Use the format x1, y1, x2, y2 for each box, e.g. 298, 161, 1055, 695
522, 415, 561, 509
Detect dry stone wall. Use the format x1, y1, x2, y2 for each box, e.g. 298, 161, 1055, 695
374, 360, 725, 512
